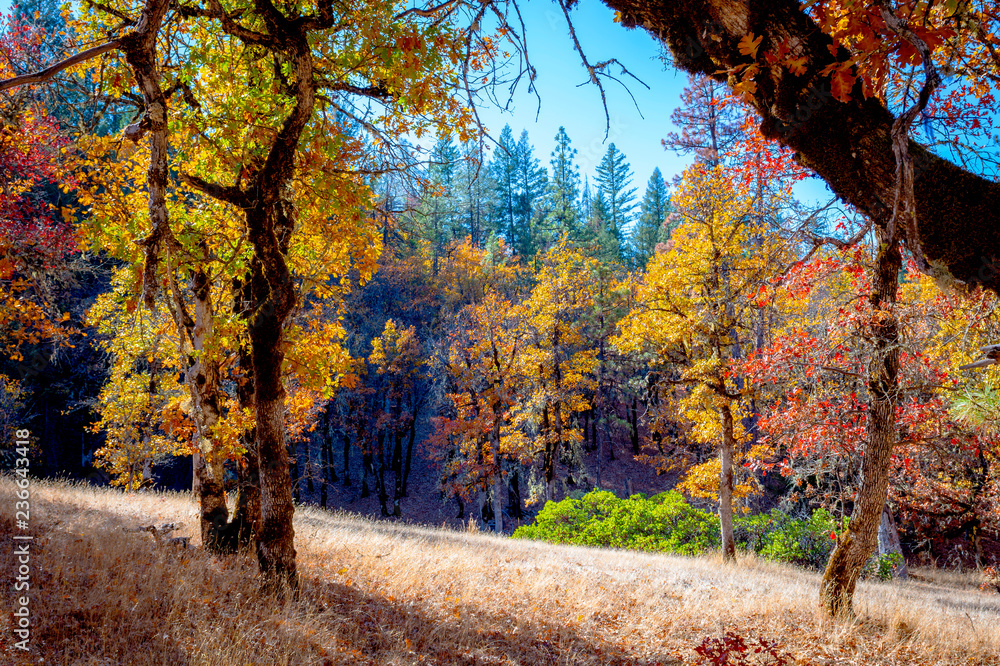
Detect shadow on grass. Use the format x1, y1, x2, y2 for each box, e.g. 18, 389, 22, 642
0, 507, 193, 666
0, 487, 679, 666
296, 571, 677, 666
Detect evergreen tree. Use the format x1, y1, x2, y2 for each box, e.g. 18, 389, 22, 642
546, 127, 581, 242
586, 186, 622, 265
489, 125, 520, 252
430, 137, 459, 190
630, 168, 672, 267
594, 143, 636, 263
514, 129, 548, 258
577, 176, 594, 243
426, 137, 461, 270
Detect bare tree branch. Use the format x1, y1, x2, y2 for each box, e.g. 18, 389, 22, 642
394, 0, 464, 22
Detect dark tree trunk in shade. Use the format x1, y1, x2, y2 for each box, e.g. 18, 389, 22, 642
630, 396, 640, 456
290, 437, 301, 503
375, 432, 390, 516
508, 470, 523, 520
319, 433, 329, 509
226, 276, 261, 552
877, 505, 909, 580
342, 432, 351, 487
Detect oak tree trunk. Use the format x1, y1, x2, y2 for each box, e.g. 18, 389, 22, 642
182, 266, 230, 553
508, 469, 523, 520
492, 421, 504, 533
630, 396, 640, 456
820, 232, 901, 616
542, 404, 556, 503
116, 0, 178, 309
247, 248, 298, 592
180, 7, 322, 593
342, 432, 351, 487
402, 411, 416, 497
320, 423, 331, 509
719, 401, 737, 562
230, 276, 260, 551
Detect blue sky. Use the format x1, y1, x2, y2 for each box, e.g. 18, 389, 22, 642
462, 1, 832, 206
470, 1, 691, 194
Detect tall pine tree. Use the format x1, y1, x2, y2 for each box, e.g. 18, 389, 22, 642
593, 143, 636, 265
580, 176, 593, 224
426, 137, 460, 272
514, 129, 548, 258
546, 127, 581, 242
630, 168, 671, 267
455, 139, 492, 246
490, 125, 521, 254
662, 74, 739, 167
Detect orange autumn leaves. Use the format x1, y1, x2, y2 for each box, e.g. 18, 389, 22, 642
429, 239, 600, 505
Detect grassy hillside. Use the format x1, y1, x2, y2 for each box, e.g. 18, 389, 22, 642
1, 477, 998, 665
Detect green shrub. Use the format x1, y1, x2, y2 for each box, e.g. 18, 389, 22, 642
861, 552, 904, 581
733, 508, 842, 569
512, 490, 720, 555
514, 490, 848, 570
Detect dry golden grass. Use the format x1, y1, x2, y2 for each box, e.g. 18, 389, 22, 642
1, 476, 998, 665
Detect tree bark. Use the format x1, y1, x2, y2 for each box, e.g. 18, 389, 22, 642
602, 0, 1000, 293
232, 439, 261, 548
229, 276, 260, 552
508, 469, 523, 520
115, 0, 180, 309
342, 431, 351, 487
290, 436, 301, 503
492, 418, 504, 533
595, 413, 603, 489
630, 395, 640, 455
493, 473, 504, 534
402, 409, 416, 497
391, 400, 404, 516
476, 489, 488, 529
820, 231, 901, 616
320, 415, 331, 509
191, 450, 201, 499
719, 401, 737, 562
542, 404, 556, 503
376, 431, 391, 517
247, 246, 298, 592
180, 266, 230, 553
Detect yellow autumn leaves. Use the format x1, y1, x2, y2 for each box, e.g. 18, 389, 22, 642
615, 164, 794, 503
